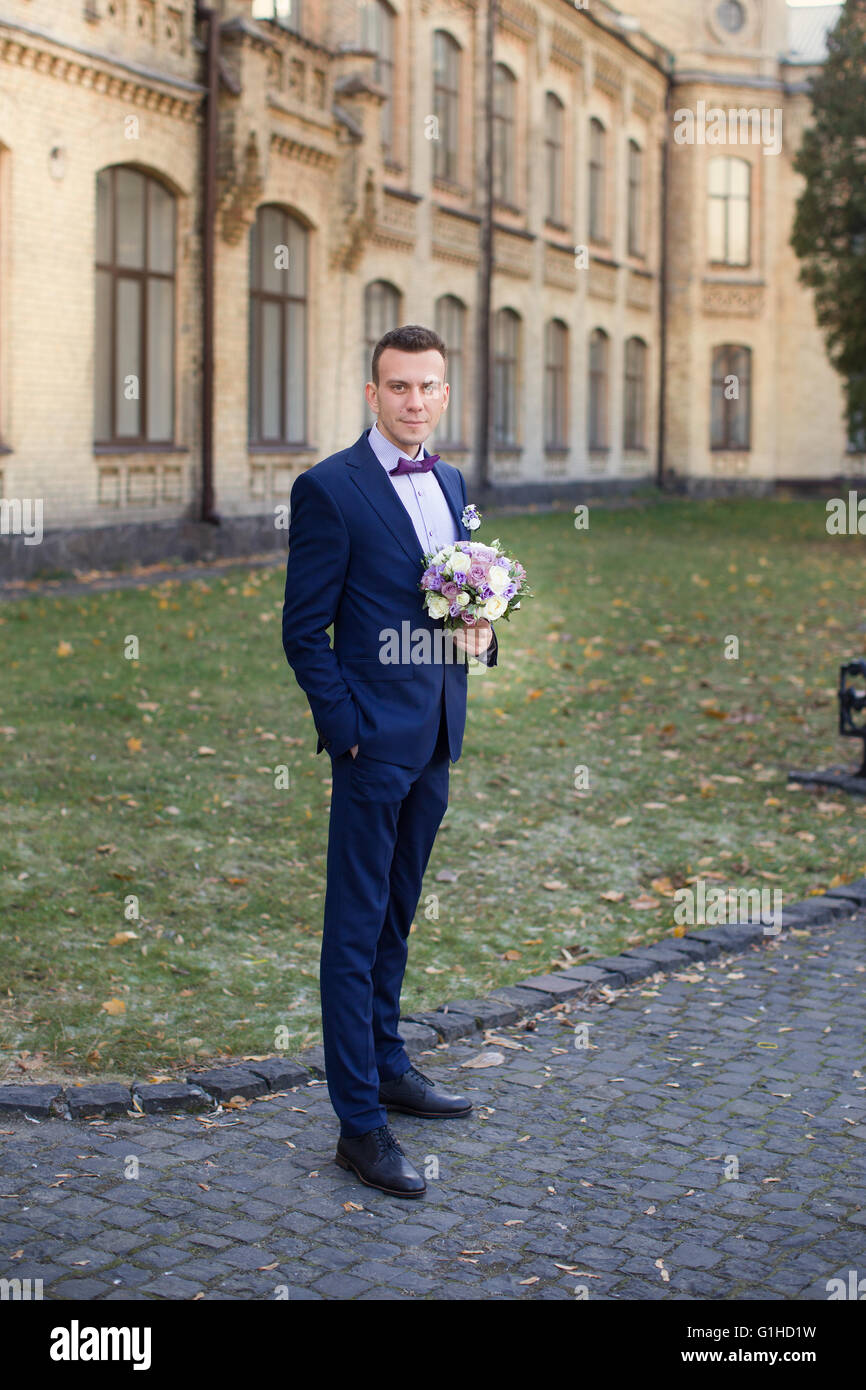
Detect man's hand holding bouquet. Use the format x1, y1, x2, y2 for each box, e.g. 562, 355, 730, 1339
418, 504, 532, 660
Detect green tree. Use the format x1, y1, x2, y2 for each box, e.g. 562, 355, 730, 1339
791, 0, 866, 448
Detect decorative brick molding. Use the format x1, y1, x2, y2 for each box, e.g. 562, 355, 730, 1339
0, 21, 202, 120
701, 281, 765, 317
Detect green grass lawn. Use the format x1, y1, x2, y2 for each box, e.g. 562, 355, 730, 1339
1, 494, 864, 1084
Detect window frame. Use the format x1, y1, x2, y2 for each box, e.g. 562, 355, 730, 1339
544, 318, 568, 449
627, 139, 643, 258
710, 343, 752, 451
493, 307, 520, 448
544, 92, 565, 225
588, 327, 610, 452
433, 30, 461, 184
589, 117, 607, 244
434, 294, 466, 445
362, 0, 396, 160
707, 155, 751, 267
248, 204, 309, 447
492, 63, 517, 206
624, 336, 648, 450
94, 164, 177, 449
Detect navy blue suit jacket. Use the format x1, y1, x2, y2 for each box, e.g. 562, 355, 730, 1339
282, 427, 498, 768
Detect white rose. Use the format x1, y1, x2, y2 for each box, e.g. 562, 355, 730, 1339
450, 548, 471, 574
482, 594, 507, 620
486, 563, 510, 595
456, 591, 470, 608
426, 594, 450, 619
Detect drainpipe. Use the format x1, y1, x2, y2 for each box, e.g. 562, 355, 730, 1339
196, 3, 220, 523
475, 0, 496, 495
656, 75, 671, 492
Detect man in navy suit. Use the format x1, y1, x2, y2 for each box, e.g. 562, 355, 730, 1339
282, 324, 498, 1197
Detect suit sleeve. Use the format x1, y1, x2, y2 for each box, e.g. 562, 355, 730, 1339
458, 469, 498, 669
282, 470, 360, 757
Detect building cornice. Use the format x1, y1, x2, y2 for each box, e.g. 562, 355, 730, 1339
0, 16, 203, 117
269, 128, 336, 170
671, 69, 785, 93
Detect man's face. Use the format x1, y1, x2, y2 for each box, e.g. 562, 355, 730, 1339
365, 347, 449, 454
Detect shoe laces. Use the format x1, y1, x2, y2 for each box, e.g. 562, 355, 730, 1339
373, 1125, 403, 1158
405, 1064, 433, 1088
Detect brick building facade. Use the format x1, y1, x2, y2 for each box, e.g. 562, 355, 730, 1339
0, 0, 856, 575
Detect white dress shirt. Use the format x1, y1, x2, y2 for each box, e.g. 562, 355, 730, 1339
367, 420, 460, 558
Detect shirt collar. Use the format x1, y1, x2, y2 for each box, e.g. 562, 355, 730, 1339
368, 420, 427, 474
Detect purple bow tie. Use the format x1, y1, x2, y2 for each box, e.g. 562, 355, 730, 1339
389, 453, 439, 477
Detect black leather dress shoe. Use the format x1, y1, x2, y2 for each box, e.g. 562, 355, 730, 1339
379, 1064, 472, 1118
335, 1124, 426, 1198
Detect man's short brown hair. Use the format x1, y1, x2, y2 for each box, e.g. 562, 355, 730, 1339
371, 324, 448, 387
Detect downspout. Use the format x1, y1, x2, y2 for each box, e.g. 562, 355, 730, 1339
656, 73, 671, 491
197, 3, 220, 524
475, 0, 496, 495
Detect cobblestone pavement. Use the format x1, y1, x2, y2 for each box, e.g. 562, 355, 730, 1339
1, 914, 864, 1301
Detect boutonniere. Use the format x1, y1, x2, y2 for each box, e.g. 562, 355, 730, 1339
461, 503, 482, 531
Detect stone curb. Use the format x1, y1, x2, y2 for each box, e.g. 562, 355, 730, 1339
2, 884, 864, 1122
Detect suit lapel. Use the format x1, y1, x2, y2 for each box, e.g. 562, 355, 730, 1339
430, 458, 468, 540
346, 429, 466, 564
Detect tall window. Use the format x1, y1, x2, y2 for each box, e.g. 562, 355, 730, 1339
435, 295, 465, 445
711, 344, 752, 450
365, 280, 401, 413
433, 31, 460, 183
544, 319, 568, 448
588, 328, 609, 451
627, 139, 643, 256
492, 64, 516, 205
493, 308, 520, 447
249, 205, 308, 445
362, 0, 395, 158
624, 337, 647, 449
365, 280, 401, 361
848, 374, 866, 453
589, 117, 606, 242
544, 93, 564, 224
94, 166, 176, 445
708, 156, 750, 265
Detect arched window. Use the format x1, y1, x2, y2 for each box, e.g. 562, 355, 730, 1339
492, 64, 517, 205
364, 280, 402, 361
624, 337, 647, 449
589, 118, 606, 243
94, 165, 176, 444
627, 139, 643, 256
362, 0, 395, 158
248, 205, 308, 445
711, 344, 752, 449
544, 93, 564, 224
708, 156, 750, 265
435, 295, 465, 444
544, 319, 568, 448
493, 308, 520, 447
364, 280, 402, 413
433, 31, 460, 183
588, 328, 609, 451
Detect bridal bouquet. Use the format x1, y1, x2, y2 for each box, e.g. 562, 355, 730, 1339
419, 538, 531, 628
